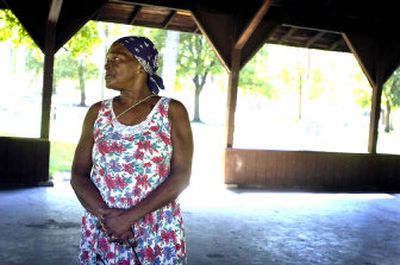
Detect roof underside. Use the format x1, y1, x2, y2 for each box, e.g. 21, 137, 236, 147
1, 0, 400, 86
92, 0, 350, 52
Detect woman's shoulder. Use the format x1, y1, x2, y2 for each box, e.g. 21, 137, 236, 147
85, 98, 113, 120
167, 98, 189, 120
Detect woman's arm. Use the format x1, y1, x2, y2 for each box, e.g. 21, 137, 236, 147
100, 99, 193, 240
70, 102, 108, 217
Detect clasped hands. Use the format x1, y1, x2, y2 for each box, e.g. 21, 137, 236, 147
97, 207, 135, 245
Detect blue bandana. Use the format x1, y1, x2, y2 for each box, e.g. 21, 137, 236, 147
115, 36, 165, 94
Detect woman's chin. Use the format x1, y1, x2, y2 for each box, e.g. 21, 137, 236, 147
105, 82, 122, 91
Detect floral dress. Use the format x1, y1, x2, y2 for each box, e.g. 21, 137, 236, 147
79, 97, 186, 265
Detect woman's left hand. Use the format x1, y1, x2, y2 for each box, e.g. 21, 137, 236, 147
98, 207, 135, 244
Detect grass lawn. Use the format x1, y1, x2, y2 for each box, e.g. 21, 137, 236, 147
49, 141, 76, 178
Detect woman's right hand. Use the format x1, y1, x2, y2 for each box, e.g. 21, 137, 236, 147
98, 208, 135, 244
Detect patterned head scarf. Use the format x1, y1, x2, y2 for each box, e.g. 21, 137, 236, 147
114, 36, 165, 94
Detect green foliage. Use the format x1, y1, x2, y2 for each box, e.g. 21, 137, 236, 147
308, 68, 324, 100
240, 50, 275, 97
353, 71, 372, 109
63, 21, 101, 58
383, 68, 400, 108
177, 32, 222, 79
55, 50, 99, 84
0, 10, 36, 48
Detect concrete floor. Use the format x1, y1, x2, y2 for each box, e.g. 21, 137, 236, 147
1, 178, 400, 265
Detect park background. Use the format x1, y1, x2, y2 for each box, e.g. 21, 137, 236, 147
1, 10, 400, 185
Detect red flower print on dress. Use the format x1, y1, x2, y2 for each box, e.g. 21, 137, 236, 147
144, 246, 156, 261
99, 238, 109, 252
110, 142, 125, 153
173, 207, 181, 217
81, 250, 89, 261
134, 151, 144, 160
137, 140, 152, 151
123, 163, 134, 174
161, 230, 177, 244
175, 243, 181, 252
98, 140, 112, 155
160, 132, 171, 145
103, 110, 112, 118
136, 174, 150, 189
106, 252, 115, 260
151, 156, 163, 164
158, 164, 169, 178
155, 245, 162, 256
144, 213, 155, 226
150, 125, 160, 131
159, 104, 167, 116
115, 175, 128, 189
105, 175, 116, 189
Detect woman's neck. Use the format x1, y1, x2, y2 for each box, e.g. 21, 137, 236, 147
118, 88, 153, 105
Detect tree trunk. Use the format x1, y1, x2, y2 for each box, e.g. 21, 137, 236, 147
298, 74, 303, 120
78, 59, 86, 107
385, 103, 391, 133
193, 85, 202, 122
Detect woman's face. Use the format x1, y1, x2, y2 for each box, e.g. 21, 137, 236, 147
104, 43, 143, 90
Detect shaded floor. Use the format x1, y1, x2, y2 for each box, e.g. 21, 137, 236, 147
0, 176, 399, 265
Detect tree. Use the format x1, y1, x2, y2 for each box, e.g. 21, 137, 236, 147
382, 69, 400, 132
239, 46, 274, 97
0, 10, 36, 47
353, 68, 400, 133
176, 33, 222, 122
1, 11, 101, 106
0, 9, 41, 76
59, 21, 101, 106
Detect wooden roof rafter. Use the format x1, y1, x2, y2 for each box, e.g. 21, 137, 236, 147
161, 10, 176, 28
128, 5, 142, 24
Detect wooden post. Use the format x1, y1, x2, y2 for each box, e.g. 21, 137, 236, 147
225, 48, 241, 148
368, 54, 384, 154
40, 0, 63, 139
40, 29, 55, 139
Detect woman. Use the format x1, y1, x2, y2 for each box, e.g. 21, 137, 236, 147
71, 36, 193, 265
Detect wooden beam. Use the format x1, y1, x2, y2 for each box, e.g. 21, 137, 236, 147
41, 0, 63, 139
192, 27, 200, 34
234, 0, 272, 50
342, 33, 377, 88
48, 0, 63, 24
329, 37, 343, 50
129, 6, 142, 24
115, 0, 192, 11
279, 27, 297, 44
162, 10, 176, 28
191, 10, 235, 71
226, 48, 241, 148
240, 19, 280, 68
368, 69, 383, 154
305, 31, 325, 48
